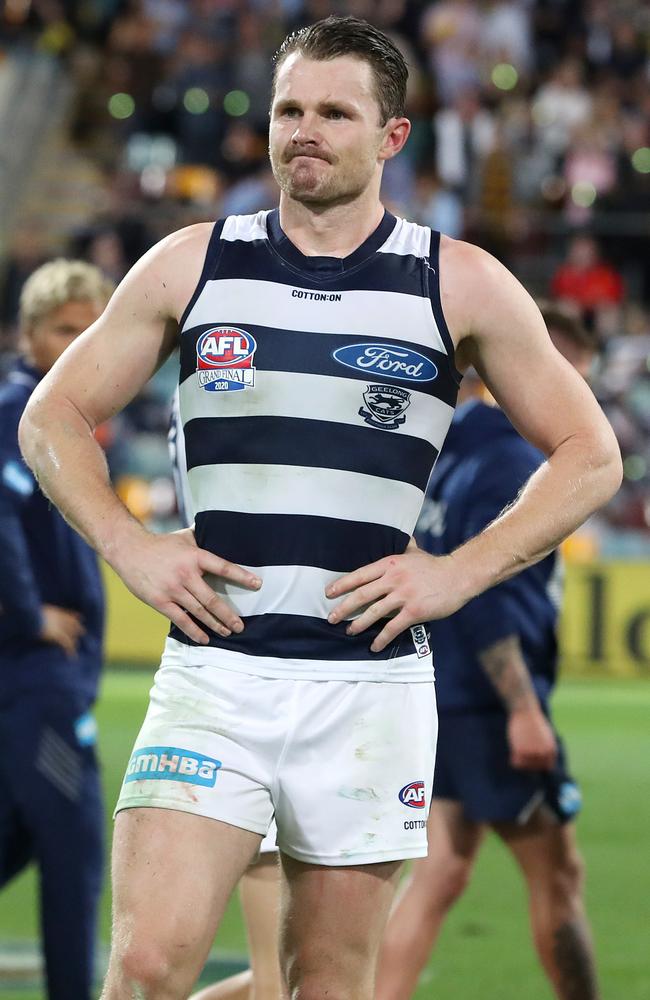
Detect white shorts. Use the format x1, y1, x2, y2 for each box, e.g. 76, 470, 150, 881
116, 640, 437, 865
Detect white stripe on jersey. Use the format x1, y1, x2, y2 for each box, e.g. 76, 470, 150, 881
184, 278, 447, 355
221, 212, 268, 243
378, 216, 432, 259
179, 370, 453, 453
188, 463, 424, 535
206, 564, 353, 621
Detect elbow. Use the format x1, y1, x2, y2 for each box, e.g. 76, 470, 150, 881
594, 432, 623, 507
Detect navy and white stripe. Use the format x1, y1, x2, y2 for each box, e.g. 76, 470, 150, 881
174, 209, 460, 681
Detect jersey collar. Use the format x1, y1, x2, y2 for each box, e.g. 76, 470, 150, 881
266, 207, 397, 277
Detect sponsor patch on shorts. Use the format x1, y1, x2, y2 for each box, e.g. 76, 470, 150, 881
125, 746, 222, 787
399, 779, 426, 809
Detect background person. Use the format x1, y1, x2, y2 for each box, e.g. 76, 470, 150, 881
0, 259, 113, 1000
376, 307, 601, 1000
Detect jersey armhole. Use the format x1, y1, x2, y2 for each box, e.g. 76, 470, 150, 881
178, 218, 227, 332
428, 230, 463, 387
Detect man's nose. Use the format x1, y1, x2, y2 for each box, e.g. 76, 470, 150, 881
291, 114, 320, 145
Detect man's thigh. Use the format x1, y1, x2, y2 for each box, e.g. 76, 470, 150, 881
280, 852, 402, 992
112, 808, 262, 958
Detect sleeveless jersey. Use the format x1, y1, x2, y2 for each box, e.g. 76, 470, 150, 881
174, 209, 461, 681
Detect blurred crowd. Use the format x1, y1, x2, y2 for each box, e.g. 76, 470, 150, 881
1, 0, 649, 548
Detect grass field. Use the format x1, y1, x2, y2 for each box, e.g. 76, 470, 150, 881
0, 672, 648, 999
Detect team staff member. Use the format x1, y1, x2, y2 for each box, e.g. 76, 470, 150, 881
0, 260, 113, 1000
19, 17, 620, 1000
376, 309, 601, 1000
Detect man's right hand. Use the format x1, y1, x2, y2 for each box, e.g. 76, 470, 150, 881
507, 704, 558, 771
111, 526, 262, 644
40, 605, 85, 656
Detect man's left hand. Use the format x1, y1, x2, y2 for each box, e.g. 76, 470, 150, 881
325, 549, 466, 652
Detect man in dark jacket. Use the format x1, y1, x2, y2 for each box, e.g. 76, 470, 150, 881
0, 259, 113, 999
377, 309, 602, 1000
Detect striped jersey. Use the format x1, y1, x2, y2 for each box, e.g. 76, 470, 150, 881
173, 208, 461, 681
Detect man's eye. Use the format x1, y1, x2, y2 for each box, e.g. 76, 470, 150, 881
327, 110, 346, 120
283, 107, 300, 118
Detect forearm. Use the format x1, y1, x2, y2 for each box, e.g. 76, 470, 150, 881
452, 431, 621, 603
18, 396, 147, 566
478, 634, 538, 713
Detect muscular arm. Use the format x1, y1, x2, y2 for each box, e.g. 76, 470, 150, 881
444, 241, 622, 598
19, 225, 261, 642
18, 228, 193, 560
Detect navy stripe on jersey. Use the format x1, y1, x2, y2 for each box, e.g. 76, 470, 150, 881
185, 416, 437, 491
427, 230, 463, 384
215, 233, 429, 296
193, 512, 410, 573
170, 612, 411, 661
180, 324, 457, 408
178, 220, 226, 331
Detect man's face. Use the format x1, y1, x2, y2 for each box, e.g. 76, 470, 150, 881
24, 299, 102, 374
269, 53, 390, 207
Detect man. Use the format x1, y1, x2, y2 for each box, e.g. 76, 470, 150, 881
0, 259, 113, 999
18, 17, 620, 1000
376, 308, 601, 1000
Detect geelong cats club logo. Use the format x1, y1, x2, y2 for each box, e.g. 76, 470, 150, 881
359, 384, 411, 430
196, 327, 257, 392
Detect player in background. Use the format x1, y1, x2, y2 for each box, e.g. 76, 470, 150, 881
169, 394, 283, 1000
18, 16, 621, 1000
0, 260, 113, 1000
376, 307, 601, 1000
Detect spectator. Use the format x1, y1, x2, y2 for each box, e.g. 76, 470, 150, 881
551, 234, 624, 315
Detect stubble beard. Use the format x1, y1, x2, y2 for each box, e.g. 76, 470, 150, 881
271, 150, 373, 208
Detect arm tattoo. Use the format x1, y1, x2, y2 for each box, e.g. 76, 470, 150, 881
478, 634, 537, 712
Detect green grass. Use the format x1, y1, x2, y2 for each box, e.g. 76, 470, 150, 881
0, 674, 648, 999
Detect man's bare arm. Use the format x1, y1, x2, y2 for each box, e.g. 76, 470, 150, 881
478, 635, 557, 770
19, 225, 261, 642
327, 241, 621, 650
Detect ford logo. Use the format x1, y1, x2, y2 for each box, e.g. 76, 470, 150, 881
333, 343, 438, 382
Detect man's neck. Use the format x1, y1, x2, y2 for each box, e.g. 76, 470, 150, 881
278, 190, 385, 259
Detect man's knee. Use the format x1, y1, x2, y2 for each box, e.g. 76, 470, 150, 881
426, 852, 473, 912
282, 943, 371, 1000
109, 940, 173, 996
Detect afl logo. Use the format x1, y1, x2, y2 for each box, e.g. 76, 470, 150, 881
196, 327, 257, 392
333, 343, 438, 383
399, 780, 426, 809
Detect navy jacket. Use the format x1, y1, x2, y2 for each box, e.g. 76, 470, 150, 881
0, 359, 104, 708
416, 399, 561, 712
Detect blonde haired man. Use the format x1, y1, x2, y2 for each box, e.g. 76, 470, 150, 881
0, 259, 112, 1000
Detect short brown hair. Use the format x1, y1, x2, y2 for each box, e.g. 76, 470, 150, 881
273, 16, 408, 126
539, 303, 600, 353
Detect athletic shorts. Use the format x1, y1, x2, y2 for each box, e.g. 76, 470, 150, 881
433, 708, 581, 825
116, 639, 437, 866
